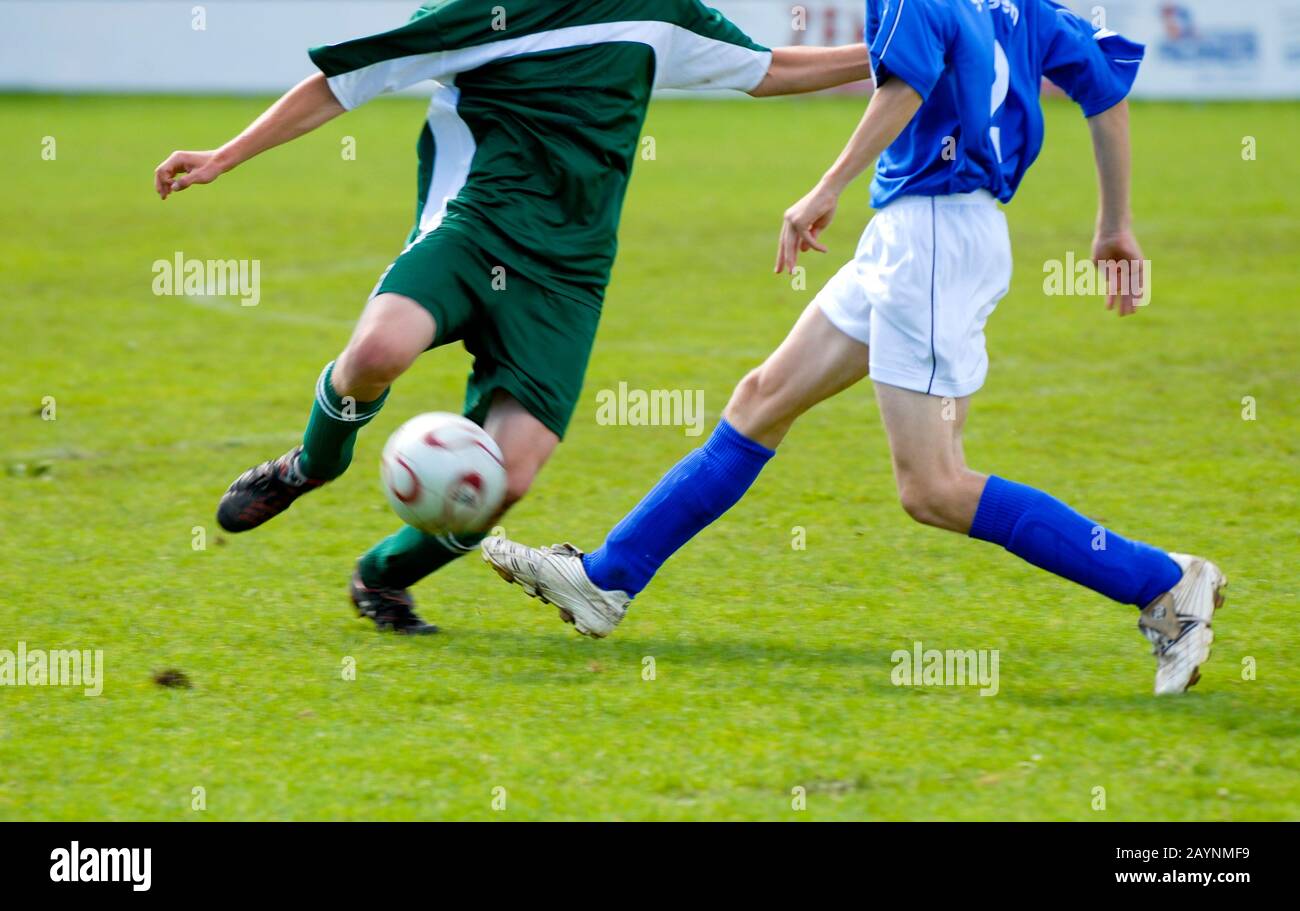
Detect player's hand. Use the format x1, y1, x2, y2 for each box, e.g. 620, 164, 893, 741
155, 150, 224, 200
1092, 228, 1145, 317
776, 184, 839, 274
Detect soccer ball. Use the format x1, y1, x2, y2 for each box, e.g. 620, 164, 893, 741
380, 413, 507, 535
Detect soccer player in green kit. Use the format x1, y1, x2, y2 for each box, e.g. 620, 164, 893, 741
154, 1, 872, 633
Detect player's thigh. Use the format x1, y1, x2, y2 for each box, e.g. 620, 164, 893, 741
725, 299, 869, 449
873, 381, 986, 530
873, 382, 968, 477
948, 393, 972, 469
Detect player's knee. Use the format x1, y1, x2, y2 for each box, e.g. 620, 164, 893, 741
897, 476, 964, 530
727, 366, 791, 430
898, 484, 944, 528
727, 368, 764, 417
340, 330, 416, 388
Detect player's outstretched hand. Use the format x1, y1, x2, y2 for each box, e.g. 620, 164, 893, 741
155, 150, 224, 200
1092, 229, 1146, 316
776, 184, 838, 274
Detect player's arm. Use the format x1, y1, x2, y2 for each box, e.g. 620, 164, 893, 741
749, 44, 873, 97
1087, 100, 1143, 316
774, 79, 921, 273
1035, 1, 1146, 315
155, 6, 455, 200
773, 0, 948, 271
155, 73, 344, 200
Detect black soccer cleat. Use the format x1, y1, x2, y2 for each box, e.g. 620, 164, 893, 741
216, 446, 325, 533
349, 571, 439, 635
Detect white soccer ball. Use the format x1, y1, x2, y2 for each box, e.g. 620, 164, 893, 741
380, 413, 506, 535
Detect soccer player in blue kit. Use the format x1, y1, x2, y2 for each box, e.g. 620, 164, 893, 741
484, 0, 1227, 695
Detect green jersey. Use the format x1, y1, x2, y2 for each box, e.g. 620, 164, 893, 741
309, 0, 771, 304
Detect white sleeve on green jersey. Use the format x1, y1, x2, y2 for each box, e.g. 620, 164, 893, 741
309, 1, 774, 110
653, 1, 773, 93
308, 8, 454, 110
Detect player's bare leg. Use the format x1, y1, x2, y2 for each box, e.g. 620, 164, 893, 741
721, 300, 870, 447
873, 382, 1225, 694
482, 390, 560, 524
483, 303, 869, 636
217, 293, 433, 533
356, 390, 557, 634
870, 383, 986, 533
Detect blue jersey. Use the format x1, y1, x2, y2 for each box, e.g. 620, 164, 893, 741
866, 0, 1144, 207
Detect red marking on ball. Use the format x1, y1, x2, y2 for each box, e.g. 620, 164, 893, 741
473, 440, 504, 467
423, 429, 502, 467
390, 456, 422, 504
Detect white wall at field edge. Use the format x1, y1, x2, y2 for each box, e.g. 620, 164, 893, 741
0, 0, 1297, 98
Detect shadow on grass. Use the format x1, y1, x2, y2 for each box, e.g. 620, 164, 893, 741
361, 624, 1300, 736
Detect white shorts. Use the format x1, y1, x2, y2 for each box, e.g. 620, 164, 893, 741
815, 190, 1012, 399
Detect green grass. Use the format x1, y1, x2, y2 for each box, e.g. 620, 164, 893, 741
1, 93, 1297, 820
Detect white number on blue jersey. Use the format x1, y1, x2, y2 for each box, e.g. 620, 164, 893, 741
989, 41, 1010, 162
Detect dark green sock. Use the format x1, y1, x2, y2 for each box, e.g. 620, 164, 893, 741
358, 525, 487, 590
298, 361, 388, 481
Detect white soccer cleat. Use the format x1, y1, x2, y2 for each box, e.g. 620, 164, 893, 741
481, 537, 630, 638
1139, 552, 1227, 695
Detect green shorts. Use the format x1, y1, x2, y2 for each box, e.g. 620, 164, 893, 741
373, 227, 601, 439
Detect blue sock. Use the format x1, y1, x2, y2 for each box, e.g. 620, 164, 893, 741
969, 476, 1182, 606
583, 420, 775, 596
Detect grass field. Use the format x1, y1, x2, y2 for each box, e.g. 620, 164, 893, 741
2, 93, 1297, 821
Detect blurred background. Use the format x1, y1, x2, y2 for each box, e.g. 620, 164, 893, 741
3, 0, 1299, 100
